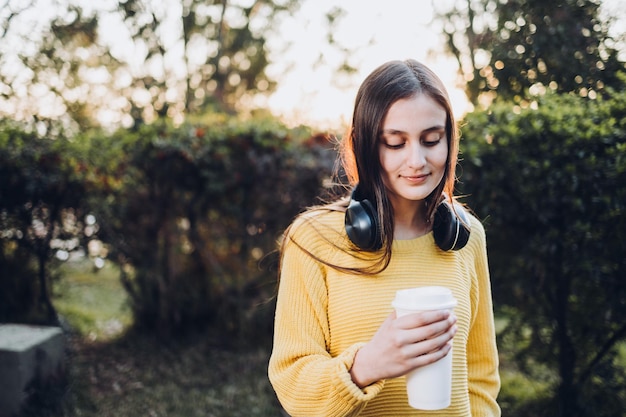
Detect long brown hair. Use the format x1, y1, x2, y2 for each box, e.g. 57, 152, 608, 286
283, 59, 459, 275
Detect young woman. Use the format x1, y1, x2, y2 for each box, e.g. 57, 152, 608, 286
268, 59, 500, 416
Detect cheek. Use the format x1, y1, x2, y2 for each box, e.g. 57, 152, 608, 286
378, 148, 388, 170
379, 149, 400, 173
432, 145, 449, 169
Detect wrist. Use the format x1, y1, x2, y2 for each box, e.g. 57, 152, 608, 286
349, 345, 379, 388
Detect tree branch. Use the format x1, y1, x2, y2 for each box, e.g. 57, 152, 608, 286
578, 322, 626, 385
1, 0, 34, 39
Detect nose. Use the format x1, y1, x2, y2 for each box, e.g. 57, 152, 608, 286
407, 142, 426, 169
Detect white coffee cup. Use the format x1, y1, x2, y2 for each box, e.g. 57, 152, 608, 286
391, 286, 457, 410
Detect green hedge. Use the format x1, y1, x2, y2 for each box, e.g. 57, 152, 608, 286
0, 115, 337, 345
457, 87, 626, 416
83, 116, 337, 342
0, 121, 88, 324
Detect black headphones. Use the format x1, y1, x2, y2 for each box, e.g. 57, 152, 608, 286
345, 185, 471, 251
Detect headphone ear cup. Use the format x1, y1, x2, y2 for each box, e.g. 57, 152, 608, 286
433, 201, 471, 251
345, 197, 382, 251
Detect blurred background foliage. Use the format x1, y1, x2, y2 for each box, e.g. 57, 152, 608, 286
1, 0, 626, 416
458, 84, 626, 416
0, 114, 337, 339
0, 0, 302, 132
433, 0, 625, 106
82, 116, 336, 341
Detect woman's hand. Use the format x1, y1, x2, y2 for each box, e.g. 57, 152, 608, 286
349, 310, 457, 388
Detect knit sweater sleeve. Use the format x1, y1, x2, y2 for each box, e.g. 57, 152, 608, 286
268, 215, 384, 417
466, 217, 501, 416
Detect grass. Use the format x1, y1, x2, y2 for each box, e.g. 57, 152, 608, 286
55, 334, 283, 417
37, 258, 626, 417
52, 260, 132, 340
36, 259, 285, 417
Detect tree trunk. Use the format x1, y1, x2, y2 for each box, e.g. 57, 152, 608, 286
554, 221, 578, 416
37, 247, 57, 324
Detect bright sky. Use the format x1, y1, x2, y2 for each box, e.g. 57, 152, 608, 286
2, 0, 624, 131
264, 0, 467, 131
1, 0, 463, 129
264, 0, 626, 131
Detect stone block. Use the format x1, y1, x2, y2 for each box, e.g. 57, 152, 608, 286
0, 324, 65, 417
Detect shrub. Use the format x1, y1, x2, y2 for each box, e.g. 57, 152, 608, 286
83, 115, 337, 343
0, 121, 89, 324
458, 86, 626, 416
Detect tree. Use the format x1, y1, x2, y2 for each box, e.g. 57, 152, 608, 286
115, 0, 301, 121
83, 115, 335, 339
0, 0, 302, 131
433, 0, 625, 106
458, 85, 626, 416
0, 121, 89, 324
0, 2, 122, 134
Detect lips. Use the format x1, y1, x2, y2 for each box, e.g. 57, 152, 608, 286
403, 173, 430, 183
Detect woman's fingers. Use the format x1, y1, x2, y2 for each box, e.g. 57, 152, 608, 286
393, 311, 457, 346
400, 324, 457, 361
407, 340, 454, 368
395, 309, 454, 330
351, 311, 457, 385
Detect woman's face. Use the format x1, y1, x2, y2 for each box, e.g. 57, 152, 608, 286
378, 94, 448, 210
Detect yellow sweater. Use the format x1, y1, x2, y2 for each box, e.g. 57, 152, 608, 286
268, 209, 500, 417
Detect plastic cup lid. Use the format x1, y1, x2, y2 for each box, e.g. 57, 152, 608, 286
392, 286, 458, 311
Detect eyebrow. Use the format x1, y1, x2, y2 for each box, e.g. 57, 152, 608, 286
381, 125, 446, 136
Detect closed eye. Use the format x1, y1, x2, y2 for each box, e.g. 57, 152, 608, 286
383, 141, 405, 149
422, 129, 445, 146
380, 130, 406, 149
423, 138, 442, 147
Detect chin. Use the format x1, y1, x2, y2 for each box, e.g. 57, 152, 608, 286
401, 187, 437, 201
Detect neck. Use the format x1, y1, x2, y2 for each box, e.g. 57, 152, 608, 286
392, 200, 431, 240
